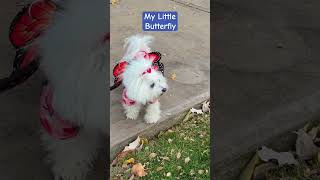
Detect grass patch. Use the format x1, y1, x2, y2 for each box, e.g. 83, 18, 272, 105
111, 112, 210, 179
265, 159, 320, 180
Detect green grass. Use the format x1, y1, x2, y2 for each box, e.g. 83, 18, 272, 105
111, 112, 210, 179
265, 159, 320, 180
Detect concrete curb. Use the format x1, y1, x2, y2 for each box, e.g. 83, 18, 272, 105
214, 90, 320, 179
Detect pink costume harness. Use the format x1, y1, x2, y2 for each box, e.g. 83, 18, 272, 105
40, 82, 79, 139
122, 88, 158, 106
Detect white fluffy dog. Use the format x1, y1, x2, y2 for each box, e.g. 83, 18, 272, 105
115, 35, 168, 123
37, 0, 108, 180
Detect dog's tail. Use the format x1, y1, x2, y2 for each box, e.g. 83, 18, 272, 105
122, 34, 154, 61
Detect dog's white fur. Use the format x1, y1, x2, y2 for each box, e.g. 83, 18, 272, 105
121, 35, 168, 123
38, 0, 107, 179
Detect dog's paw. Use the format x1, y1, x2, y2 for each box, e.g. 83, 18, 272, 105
125, 108, 140, 120
123, 104, 141, 120
126, 110, 139, 120
144, 112, 160, 123
144, 101, 161, 123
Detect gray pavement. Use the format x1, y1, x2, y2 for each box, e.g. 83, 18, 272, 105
213, 0, 320, 179
110, 0, 210, 157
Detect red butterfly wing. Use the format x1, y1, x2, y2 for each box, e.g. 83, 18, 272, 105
113, 61, 128, 77
148, 52, 161, 63
9, 0, 56, 48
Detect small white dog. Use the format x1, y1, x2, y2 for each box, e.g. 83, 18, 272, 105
111, 35, 168, 123
37, 0, 108, 180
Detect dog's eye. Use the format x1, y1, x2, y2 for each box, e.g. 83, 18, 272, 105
150, 83, 155, 88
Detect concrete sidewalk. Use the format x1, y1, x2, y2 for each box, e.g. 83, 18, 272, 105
214, 0, 320, 179
110, 0, 210, 156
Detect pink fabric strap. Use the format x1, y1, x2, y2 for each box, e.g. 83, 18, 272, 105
122, 89, 136, 105
122, 88, 158, 106
40, 82, 79, 140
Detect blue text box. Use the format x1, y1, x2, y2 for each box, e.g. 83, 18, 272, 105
142, 11, 178, 32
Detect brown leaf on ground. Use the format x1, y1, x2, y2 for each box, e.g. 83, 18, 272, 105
176, 151, 181, 159
296, 129, 320, 160
238, 152, 261, 180
171, 73, 177, 80
111, 150, 134, 166
111, 0, 119, 5
124, 136, 141, 152
202, 101, 210, 113
122, 158, 135, 168
156, 166, 164, 172
308, 127, 319, 140
190, 108, 203, 115
184, 157, 190, 163
132, 163, 147, 177
253, 162, 277, 180
112, 136, 144, 166
257, 146, 298, 166
149, 153, 157, 159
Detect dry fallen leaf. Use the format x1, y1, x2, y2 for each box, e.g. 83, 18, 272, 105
185, 157, 190, 164
167, 129, 174, 133
257, 146, 298, 166
296, 129, 320, 160
253, 162, 277, 180
111, 0, 119, 5
190, 108, 203, 115
126, 158, 135, 164
124, 136, 141, 152
176, 152, 181, 159
156, 166, 163, 172
190, 169, 195, 176
162, 156, 170, 161
140, 137, 149, 145
112, 136, 146, 165
149, 153, 157, 159
111, 150, 134, 166
202, 101, 210, 113
122, 158, 135, 168
132, 163, 147, 177
308, 127, 319, 140
171, 73, 177, 80
238, 152, 261, 180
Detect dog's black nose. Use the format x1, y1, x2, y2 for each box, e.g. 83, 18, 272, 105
162, 88, 167, 93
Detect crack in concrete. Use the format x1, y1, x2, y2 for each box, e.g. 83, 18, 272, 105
169, 0, 210, 13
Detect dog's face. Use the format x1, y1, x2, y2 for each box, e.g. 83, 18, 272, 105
143, 69, 168, 98
122, 59, 168, 104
